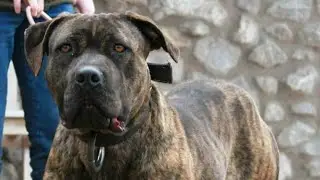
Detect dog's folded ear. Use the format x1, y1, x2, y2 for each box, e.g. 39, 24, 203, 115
124, 11, 180, 83
124, 11, 180, 63
24, 14, 72, 76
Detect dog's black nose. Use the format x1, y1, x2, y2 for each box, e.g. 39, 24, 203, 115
75, 66, 103, 87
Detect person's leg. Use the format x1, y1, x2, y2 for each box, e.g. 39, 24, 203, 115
12, 3, 75, 180
0, 11, 24, 173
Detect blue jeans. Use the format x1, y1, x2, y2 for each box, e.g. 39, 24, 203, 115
0, 4, 74, 180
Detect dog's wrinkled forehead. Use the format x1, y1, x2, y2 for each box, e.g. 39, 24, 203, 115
51, 14, 144, 52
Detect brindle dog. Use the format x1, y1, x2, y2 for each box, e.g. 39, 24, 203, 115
24, 12, 279, 180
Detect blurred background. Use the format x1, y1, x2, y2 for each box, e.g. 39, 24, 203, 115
2, 0, 320, 179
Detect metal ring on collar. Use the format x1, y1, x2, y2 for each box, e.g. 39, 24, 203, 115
87, 133, 105, 173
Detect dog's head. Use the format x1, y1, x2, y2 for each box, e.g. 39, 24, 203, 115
24, 12, 179, 136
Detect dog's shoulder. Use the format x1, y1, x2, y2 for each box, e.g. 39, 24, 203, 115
164, 79, 254, 177
164, 79, 278, 179
165, 79, 266, 140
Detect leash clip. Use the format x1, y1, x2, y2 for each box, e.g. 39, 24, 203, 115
26, 6, 52, 25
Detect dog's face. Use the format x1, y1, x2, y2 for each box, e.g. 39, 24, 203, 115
24, 12, 179, 135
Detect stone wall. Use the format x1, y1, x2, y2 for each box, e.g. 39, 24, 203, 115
2, 0, 320, 179
94, 0, 320, 179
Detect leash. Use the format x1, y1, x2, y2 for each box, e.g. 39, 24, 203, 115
25, 5, 52, 25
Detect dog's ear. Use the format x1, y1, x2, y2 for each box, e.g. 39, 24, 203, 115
124, 11, 180, 63
124, 12, 179, 84
24, 14, 72, 76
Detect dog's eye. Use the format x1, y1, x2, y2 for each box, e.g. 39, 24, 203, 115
113, 44, 126, 53
59, 44, 72, 53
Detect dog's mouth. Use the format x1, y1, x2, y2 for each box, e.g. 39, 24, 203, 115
61, 102, 127, 135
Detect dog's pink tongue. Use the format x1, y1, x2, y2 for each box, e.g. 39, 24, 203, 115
111, 117, 125, 132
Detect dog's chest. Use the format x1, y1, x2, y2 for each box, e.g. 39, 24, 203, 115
85, 137, 187, 179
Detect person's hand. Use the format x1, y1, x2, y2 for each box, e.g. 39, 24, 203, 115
13, 0, 44, 17
73, 0, 95, 14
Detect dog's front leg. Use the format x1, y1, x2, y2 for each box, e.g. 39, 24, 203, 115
43, 125, 89, 180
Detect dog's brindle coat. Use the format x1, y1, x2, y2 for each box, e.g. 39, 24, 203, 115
24, 12, 279, 180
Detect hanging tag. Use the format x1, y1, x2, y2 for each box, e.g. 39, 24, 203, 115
147, 62, 173, 84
